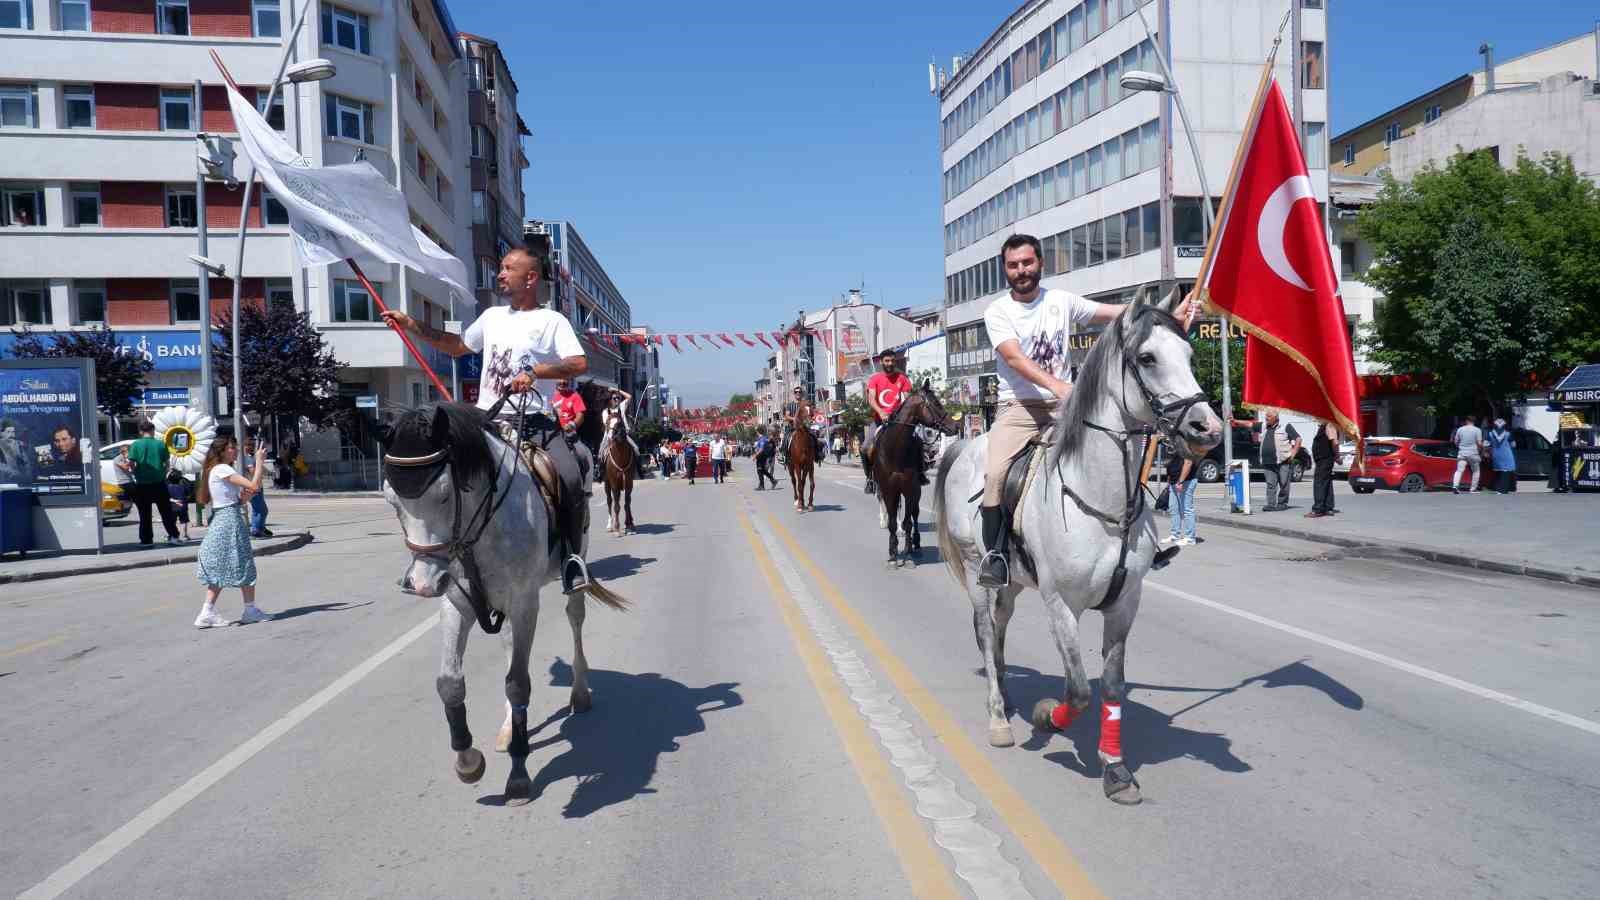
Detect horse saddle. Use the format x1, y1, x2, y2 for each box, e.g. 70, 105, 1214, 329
494, 421, 562, 524
1001, 442, 1049, 541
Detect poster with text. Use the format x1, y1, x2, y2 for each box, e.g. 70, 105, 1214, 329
0, 366, 89, 494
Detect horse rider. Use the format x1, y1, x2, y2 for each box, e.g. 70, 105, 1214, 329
860, 347, 916, 495
976, 234, 1196, 588
780, 385, 806, 462
598, 388, 639, 469
382, 243, 596, 595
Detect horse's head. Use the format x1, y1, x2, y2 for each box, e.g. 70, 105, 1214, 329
1115, 297, 1222, 459
908, 382, 961, 436
379, 403, 498, 598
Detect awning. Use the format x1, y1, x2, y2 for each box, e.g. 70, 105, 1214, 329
1551, 364, 1600, 404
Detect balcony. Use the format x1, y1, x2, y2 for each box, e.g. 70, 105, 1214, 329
1, 228, 292, 279
0, 31, 280, 85
319, 323, 410, 370
0, 129, 250, 183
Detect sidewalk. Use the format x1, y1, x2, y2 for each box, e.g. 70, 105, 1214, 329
0, 512, 311, 585
1184, 479, 1600, 589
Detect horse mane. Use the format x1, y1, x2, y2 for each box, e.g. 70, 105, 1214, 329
383, 402, 500, 491
1052, 304, 1185, 464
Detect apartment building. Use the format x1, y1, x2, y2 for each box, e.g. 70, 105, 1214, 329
524, 219, 634, 393
0, 0, 485, 439
457, 31, 529, 317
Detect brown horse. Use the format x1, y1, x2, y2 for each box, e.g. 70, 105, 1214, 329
786, 401, 818, 512
602, 414, 635, 534
870, 383, 959, 566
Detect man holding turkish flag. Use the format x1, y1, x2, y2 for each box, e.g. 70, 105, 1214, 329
1202, 78, 1361, 440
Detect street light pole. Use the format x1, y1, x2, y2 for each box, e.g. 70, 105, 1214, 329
193, 82, 214, 420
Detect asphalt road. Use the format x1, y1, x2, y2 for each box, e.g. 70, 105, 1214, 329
3, 469, 1597, 899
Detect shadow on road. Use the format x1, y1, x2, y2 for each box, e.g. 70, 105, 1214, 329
587, 554, 657, 580
629, 523, 675, 535
509, 658, 742, 817
269, 600, 374, 621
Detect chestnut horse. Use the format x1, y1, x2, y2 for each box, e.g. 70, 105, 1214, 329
786, 401, 817, 511
871, 383, 959, 566
601, 415, 635, 534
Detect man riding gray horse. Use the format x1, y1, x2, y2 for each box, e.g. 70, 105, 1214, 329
383, 244, 595, 594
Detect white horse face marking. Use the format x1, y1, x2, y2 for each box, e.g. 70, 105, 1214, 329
384, 475, 455, 598
1126, 326, 1223, 458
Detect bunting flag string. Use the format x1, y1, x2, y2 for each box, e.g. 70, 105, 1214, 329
667, 334, 682, 353
576, 328, 841, 352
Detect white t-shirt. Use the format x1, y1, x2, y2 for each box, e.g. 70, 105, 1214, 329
709, 440, 727, 460
207, 463, 242, 508
463, 305, 585, 416
1454, 424, 1483, 457
984, 288, 1098, 402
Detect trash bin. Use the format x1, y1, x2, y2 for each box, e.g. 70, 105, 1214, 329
1228, 460, 1250, 514
0, 486, 35, 557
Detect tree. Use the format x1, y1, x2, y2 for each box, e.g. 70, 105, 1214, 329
633, 419, 665, 452
6, 324, 153, 420
1358, 150, 1600, 409
727, 392, 754, 408
837, 395, 873, 436
1189, 329, 1244, 416
213, 302, 347, 433
909, 367, 976, 422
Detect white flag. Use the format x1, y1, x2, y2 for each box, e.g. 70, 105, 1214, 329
224, 85, 471, 298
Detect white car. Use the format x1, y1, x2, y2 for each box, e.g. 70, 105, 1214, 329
1332, 441, 1358, 476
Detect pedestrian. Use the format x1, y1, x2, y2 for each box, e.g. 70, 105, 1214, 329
165, 468, 193, 541
127, 420, 181, 545
753, 429, 774, 490
1165, 445, 1198, 545
682, 441, 697, 485
1235, 411, 1300, 511
1487, 418, 1516, 494
193, 434, 272, 628
242, 433, 273, 537
1451, 415, 1484, 494
657, 443, 671, 480
1308, 421, 1337, 517
710, 434, 728, 483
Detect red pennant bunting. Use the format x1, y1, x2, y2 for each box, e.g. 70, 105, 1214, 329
718, 333, 737, 347
700, 334, 720, 349
685, 334, 700, 349
736, 332, 757, 347
667, 334, 682, 352
772, 331, 786, 347
756, 333, 772, 349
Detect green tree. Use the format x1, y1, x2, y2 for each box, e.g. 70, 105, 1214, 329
908, 367, 975, 421
1358, 150, 1600, 409
7, 324, 153, 420
213, 302, 347, 431
1189, 328, 1244, 415
837, 395, 873, 437
633, 419, 665, 452
727, 392, 754, 408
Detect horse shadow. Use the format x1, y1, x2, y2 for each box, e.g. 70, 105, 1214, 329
629, 523, 675, 536
996, 659, 1361, 777
809, 504, 846, 513
268, 600, 373, 621
510, 658, 743, 818
586, 554, 657, 580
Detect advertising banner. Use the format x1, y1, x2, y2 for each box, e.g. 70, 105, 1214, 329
0, 365, 90, 495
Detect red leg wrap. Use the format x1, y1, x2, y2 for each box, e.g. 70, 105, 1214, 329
1050, 702, 1076, 730
1099, 702, 1123, 759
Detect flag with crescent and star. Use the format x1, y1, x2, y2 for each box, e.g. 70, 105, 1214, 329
1202, 78, 1361, 439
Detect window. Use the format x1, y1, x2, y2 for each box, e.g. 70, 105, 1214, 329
0, 0, 31, 28
1026, 106, 1039, 148
1086, 69, 1103, 116
1141, 120, 1160, 172
1384, 122, 1400, 145
160, 87, 194, 131
1071, 154, 1086, 197
1343, 142, 1355, 166
321, 5, 372, 54
1174, 197, 1206, 247
1086, 146, 1104, 192
256, 89, 285, 130
64, 84, 94, 128
1123, 209, 1141, 256
477, 257, 495, 291
1087, 218, 1106, 266
1423, 104, 1442, 124
0, 281, 49, 327
1071, 225, 1088, 270
165, 187, 196, 227
170, 279, 200, 323
1104, 55, 1122, 105
1102, 214, 1122, 262
332, 278, 376, 321
1085, 0, 1102, 41
73, 280, 105, 324
1038, 26, 1053, 72
1069, 79, 1085, 127
1042, 166, 1056, 208
253, 0, 279, 37
59, 0, 89, 31
1104, 135, 1122, 182
261, 190, 288, 225
1141, 201, 1160, 252
1301, 42, 1323, 90
2, 186, 44, 226
471, 124, 489, 158
1027, 174, 1041, 216
1339, 241, 1357, 277
71, 185, 99, 225
1303, 122, 1326, 168
157, 0, 189, 35
1067, 5, 1084, 54
324, 94, 374, 143
1303, 0, 1322, 7
471, 190, 487, 225
1, 84, 37, 128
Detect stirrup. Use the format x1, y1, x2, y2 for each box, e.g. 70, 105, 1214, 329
562, 555, 592, 595
977, 551, 1010, 588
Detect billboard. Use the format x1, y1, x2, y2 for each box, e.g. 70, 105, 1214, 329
0, 364, 92, 495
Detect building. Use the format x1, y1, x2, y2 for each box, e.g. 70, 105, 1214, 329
773, 292, 919, 403
0, 0, 509, 450
457, 32, 530, 317
937, 0, 1330, 426
1331, 30, 1597, 178
629, 326, 664, 421
524, 219, 637, 394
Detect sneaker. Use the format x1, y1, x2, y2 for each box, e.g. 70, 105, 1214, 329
166, 536, 180, 546
194, 608, 230, 629
257, 528, 275, 537
238, 605, 274, 625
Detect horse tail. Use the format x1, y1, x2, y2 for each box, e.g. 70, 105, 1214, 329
580, 579, 632, 612
933, 439, 967, 588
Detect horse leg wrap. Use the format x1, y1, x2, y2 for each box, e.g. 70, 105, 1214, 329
444, 704, 473, 752
1099, 702, 1123, 761
1050, 702, 1077, 730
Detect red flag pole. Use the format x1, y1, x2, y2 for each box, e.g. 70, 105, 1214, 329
348, 258, 454, 401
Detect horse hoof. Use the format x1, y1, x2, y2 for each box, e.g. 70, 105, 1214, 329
495, 723, 513, 753
1031, 698, 1063, 732
988, 724, 1016, 747
571, 690, 592, 714
454, 748, 486, 784
503, 773, 534, 807
1103, 763, 1142, 805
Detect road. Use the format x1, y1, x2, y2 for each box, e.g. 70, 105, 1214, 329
3, 467, 1598, 898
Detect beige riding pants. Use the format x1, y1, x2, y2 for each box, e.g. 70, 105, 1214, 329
983, 400, 1057, 506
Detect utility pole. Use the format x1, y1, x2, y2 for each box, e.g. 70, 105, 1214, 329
193, 79, 214, 419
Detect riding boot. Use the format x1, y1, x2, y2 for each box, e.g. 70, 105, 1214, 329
978, 505, 1010, 588
862, 451, 875, 494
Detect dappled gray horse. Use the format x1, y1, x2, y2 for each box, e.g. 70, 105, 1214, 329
382, 403, 628, 804
935, 295, 1221, 804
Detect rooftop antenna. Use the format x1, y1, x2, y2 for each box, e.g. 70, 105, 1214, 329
928, 60, 938, 94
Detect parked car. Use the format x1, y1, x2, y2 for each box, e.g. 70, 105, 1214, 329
1333, 441, 1358, 477
1188, 425, 1311, 483
1349, 438, 1462, 493
99, 440, 134, 520
1506, 427, 1554, 479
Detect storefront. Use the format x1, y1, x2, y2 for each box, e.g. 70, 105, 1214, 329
1548, 364, 1600, 492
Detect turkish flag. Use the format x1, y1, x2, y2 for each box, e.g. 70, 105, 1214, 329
1204, 78, 1360, 438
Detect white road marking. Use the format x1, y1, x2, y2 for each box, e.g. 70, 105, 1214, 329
1146, 581, 1600, 738
20, 612, 439, 900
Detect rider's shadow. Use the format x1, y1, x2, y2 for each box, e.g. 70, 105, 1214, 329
586, 554, 657, 580
523, 658, 742, 818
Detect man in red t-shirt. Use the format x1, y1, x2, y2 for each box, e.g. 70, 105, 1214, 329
861, 348, 913, 493
552, 379, 587, 433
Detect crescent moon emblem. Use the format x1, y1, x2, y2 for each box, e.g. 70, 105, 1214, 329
1256, 175, 1316, 291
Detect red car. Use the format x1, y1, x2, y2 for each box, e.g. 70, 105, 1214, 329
1349, 437, 1462, 493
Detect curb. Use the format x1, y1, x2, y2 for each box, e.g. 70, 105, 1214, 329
0, 531, 314, 585
1196, 513, 1600, 591
285, 491, 386, 498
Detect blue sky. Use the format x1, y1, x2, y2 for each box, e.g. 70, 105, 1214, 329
453, 1, 1597, 405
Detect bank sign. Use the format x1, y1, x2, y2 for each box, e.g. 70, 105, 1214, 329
0, 330, 208, 372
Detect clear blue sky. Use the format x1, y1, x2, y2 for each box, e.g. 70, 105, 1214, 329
453, 1, 1597, 406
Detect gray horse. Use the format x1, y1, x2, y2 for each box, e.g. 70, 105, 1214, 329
934, 295, 1221, 804
382, 404, 629, 805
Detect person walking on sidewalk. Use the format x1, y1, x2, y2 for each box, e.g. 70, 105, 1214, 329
709, 434, 728, 483
1488, 418, 1516, 493
127, 420, 181, 546
193, 435, 272, 628
242, 433, 273, 538
1308, 421, 1338, 517
1165, 449, 1198, 545
1451, 415, 1485, 494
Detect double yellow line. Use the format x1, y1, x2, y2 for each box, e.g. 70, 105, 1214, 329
737, 502, 1104, 899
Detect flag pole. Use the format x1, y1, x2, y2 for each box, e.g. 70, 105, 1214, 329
347, 259, 454, 401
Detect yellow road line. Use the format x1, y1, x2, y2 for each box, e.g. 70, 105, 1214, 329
0, 634, 67, 660
736, 507, 962, 900
764, 511, 1106, 900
